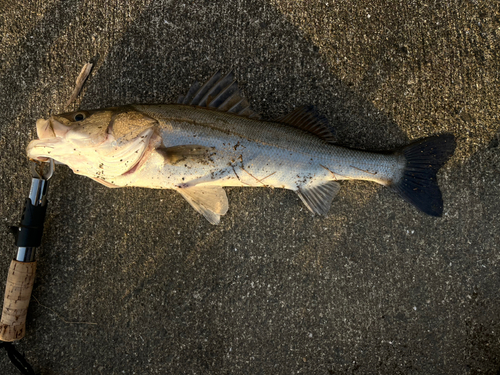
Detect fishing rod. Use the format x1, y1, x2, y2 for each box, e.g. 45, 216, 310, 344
0, 159, 54, 374
0, 62, 92, 375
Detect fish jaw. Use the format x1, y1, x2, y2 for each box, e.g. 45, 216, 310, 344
27, 137, 67, 162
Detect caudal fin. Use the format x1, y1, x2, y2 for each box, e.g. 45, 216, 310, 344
392, 134, 456, 217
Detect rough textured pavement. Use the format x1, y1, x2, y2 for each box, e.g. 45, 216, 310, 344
1, 1, 499, 374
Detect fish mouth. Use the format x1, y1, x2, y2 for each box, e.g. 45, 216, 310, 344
27, 117, 73, 161
26, 137, 63, 162
36, 117, 71, 139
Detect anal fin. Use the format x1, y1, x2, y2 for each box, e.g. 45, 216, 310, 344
176, 186, 229, 225
297, 181, 341, 215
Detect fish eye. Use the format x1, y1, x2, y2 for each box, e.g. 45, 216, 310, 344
74, 113, 85, 121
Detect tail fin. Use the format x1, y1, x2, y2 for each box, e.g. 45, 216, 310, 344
392, 134, 456, 217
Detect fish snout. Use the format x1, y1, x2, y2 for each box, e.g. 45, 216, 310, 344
36, 117, 71, 139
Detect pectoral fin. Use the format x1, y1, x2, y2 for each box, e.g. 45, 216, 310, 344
158, 145, 216, 167
176, 186, 229, 225
296, 181, 341, 215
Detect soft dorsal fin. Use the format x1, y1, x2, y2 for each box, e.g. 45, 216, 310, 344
178, 71, 261, 120
296, 181, 341, 215
276, 106, 336, 143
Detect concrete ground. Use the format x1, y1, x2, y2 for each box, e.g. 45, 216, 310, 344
1, 0, 499, 374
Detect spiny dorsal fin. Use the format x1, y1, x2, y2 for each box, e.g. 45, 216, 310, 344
296, 181, 341, 215
277, 106, 336, 143
177, 71, 261, 120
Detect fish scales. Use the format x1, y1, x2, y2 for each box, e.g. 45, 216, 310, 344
26, 72, 456, 223
134, 104, 402, 186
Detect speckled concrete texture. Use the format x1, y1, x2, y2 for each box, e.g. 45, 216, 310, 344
0, 1, 499, 374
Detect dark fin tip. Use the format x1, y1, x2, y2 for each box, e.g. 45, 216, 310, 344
392, 134, 456, 217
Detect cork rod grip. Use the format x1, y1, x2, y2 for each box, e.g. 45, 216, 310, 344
0, 260, 36, 342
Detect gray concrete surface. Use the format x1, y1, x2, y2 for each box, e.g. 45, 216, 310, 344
1, 0, 499, 374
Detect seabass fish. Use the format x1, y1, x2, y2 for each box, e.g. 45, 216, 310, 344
27, 71, 456, 224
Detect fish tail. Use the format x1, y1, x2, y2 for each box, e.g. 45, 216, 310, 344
391, 134, 456, 217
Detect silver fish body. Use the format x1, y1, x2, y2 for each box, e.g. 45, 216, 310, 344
123, 104, 404, 188
27, 72, 455, 223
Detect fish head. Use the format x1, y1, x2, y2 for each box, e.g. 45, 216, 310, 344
27, 107, 158, 179
35, 110, 112, 146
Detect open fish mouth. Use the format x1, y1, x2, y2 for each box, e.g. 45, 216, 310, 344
25, 118, 71, 162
